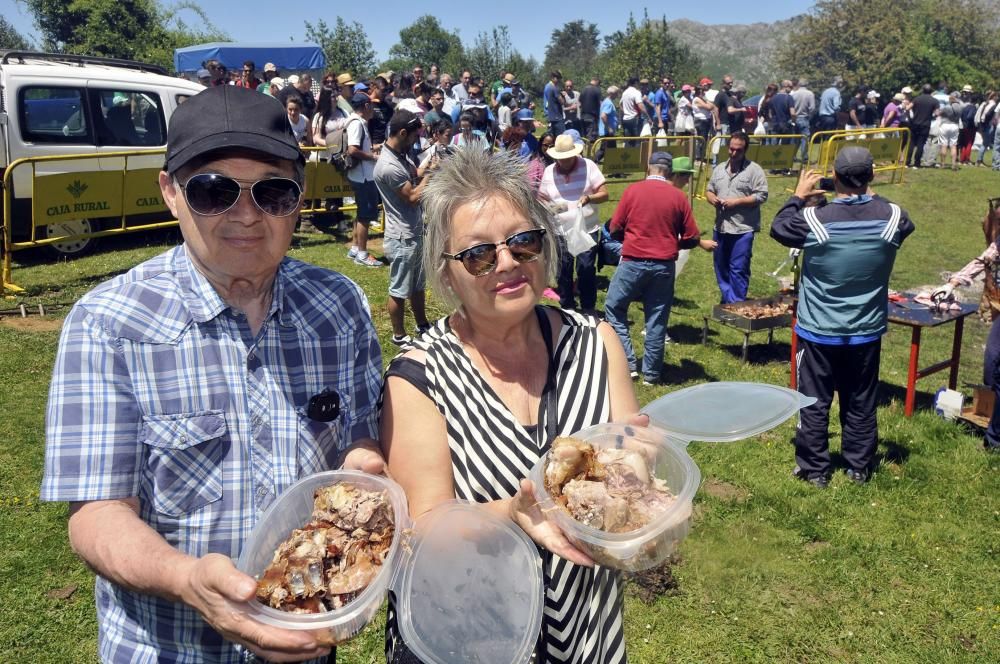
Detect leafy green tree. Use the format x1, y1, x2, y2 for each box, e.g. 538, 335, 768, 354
20, 0, 227, 71
0, 16, 31, 50
305, 18, 377, 78
543, 21, 600, 84
776, 0, 1000, 94
506, 52, 543, 98
387, 15, 464, 74
598, 11, 700, 86
465, 26, 514, 85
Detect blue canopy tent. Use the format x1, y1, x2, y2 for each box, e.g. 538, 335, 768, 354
173, 43, 326, 74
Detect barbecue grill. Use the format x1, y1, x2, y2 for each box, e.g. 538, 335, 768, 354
702, 293, 795, 361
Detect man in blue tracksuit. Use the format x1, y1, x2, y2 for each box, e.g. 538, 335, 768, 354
771, 147, 916, 487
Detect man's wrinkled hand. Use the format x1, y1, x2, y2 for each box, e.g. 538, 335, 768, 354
179, 554, 331, 662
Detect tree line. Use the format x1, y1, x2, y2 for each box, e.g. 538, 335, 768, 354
3, 1, 998, 99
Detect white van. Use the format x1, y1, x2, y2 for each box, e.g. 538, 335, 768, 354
0, 50, 203, 257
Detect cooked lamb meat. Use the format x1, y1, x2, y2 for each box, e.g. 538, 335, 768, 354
255, 483, 394, 613
546, 437, 676, 533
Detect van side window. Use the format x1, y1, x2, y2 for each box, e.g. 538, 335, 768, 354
91, 89, 166, 147
19, 87, 92, 144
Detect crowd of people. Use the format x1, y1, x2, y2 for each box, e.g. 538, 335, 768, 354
193, 60, 1000, 180
36, 57, 1000, 664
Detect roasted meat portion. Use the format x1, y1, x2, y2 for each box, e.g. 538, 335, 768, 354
545, 437, 675, 533
255, 483, 394, 613
720, 301, 792, 319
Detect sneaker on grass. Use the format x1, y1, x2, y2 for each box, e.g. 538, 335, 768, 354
354, 254, 382, 268
792, 465, 830, 489
391, 334, 414, 350
347, 247, 359, 259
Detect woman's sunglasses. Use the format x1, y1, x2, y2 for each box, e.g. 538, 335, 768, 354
443, 228, 546, 277
177, 173, 302, 217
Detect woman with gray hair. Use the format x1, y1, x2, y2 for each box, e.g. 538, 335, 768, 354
379, 147, 642, 663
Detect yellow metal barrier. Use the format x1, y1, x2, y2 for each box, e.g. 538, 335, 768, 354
1, 147, 372, 293
589, 135, 705, 200
811, 127, 910, 184
3, 149, 177, 293
301, 147, 360, 215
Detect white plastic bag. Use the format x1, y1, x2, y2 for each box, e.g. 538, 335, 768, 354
640, 123, 652, 137
563, 207, 597, 256
655, 127, 667, 148
753, 117, 766, 137
675, 249, 691, 277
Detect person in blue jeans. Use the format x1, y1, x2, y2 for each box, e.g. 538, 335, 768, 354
604, 152, 709, 384
705, 131, 769, 303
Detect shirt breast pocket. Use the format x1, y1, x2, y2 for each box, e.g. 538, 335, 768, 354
140, 411, 228, 516
295, 391, 350, 475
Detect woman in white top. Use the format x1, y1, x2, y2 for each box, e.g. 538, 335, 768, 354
692, 87, 717, 160
285, 96, 312, 147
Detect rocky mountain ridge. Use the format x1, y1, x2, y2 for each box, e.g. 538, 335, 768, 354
666, 16, 805, 91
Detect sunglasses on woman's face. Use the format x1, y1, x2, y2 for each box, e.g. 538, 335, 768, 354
177, 173, 302, 217
443, 228, 546, 277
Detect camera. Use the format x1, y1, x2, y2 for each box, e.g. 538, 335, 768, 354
818, 177, 836, 192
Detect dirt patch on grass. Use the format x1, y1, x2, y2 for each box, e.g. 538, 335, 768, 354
624, 555, 682, 604
803, 540, 830, 554
0, 316, 63, 333
702, 478, 749, 502
956, 634, 977, 651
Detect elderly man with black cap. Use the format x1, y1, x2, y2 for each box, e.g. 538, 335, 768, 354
40, 85, 385, 662
604, 151, 710, 384
771, 147, 915, 488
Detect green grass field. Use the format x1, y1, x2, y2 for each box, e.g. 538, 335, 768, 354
1, 166, 998, 662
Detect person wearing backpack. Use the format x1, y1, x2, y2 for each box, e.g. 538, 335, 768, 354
345, 93, 383, 267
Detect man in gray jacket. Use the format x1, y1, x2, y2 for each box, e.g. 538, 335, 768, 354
771, 147, 915, 487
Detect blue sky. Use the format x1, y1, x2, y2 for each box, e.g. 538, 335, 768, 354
1, 1, 815, 63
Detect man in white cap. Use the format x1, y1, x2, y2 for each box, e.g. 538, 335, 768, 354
538, 130, 608, 313
256, 62, 278, 94
772, 148, 915, 487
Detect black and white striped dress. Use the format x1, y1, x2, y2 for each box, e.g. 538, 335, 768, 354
383, 306, 627, 664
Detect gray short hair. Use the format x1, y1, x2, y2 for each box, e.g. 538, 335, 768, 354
422, 148, 559, 312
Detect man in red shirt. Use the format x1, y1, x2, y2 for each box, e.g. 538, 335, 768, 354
603, 151, 710, 384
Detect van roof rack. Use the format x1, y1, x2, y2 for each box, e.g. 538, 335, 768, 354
0, 50, 168, 76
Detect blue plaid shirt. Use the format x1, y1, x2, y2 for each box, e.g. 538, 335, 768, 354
41, 245, 382, 662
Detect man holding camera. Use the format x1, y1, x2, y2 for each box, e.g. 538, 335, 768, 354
771, 147, 915, 488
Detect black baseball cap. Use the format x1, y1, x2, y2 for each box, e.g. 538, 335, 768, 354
165, 85, 303, 174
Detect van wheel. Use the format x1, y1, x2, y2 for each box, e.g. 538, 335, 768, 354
41, 219, 99, 258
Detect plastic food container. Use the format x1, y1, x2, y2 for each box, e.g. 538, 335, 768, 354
528, 382, 815, 571
237, 473, 544, 663
236, 470, 410, 644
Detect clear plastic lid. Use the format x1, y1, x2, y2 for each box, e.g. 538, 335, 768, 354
393, 501, 543, 664
642, 382, 816, 443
